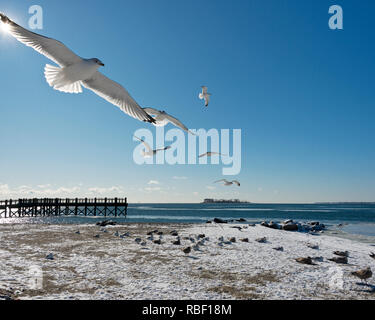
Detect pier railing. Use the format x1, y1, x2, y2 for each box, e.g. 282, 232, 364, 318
0, 198, 128, 218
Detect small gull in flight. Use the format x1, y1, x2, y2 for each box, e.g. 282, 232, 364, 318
0, 13, 155, 123
214, 179, 241, 186
134, 136, 171, 158
199, 152, 227, 158
199, 86, 212, 107
143, 107, 196, 135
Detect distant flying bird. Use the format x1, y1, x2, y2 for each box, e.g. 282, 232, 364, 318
199, 152, 227, 158
143, 107, 196, 135
199, 86, 211, 107
133, 136, 171, 158
0, 13, 155, 124
214, 179, 241, 186
351, 267, 372, 283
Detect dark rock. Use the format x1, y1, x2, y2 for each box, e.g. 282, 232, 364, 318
255, 237, 267, 243
170, 231, 179, 236
153, 239, 162, 245
273, 246, 284, 251
213, 218, 228, 224
229, 237, 236, 243
198, 234, 205, 239
260, 221, 269, 227
206, 220, 212, 224
172, 239, 181, 245
236, 218, 246, 222
268, 222, 280, 229
282, 223, 299, 231
240, 238, 249, 242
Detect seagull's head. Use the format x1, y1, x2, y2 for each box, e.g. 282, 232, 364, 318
90, 58, 105, 67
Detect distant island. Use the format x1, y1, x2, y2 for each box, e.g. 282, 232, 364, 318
202, 198, 251, 204
314, 202, 375, 204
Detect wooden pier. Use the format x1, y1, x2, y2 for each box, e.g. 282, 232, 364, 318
0, 198, 128, 218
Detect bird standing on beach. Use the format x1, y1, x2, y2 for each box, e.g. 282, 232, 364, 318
333, 251, 349, 257
351, 267, 372, 283
183, 247, 191, 254
199, 86, 211, 107
133, 136, 171, 158
214, 179, 241, 187
143, 107, 196, 135
295, 257, 315, 265
328, 256, 348, 264
0, 13, 155, 124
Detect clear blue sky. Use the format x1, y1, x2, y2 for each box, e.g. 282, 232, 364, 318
0, 0, 374, 203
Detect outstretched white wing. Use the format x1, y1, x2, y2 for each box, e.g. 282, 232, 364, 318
164, 113, 196, 135
82, 72, 155, 123
214, 179, 227, 184
0, 13, 81, 67
134, 136, 152, 152
143, 108, 195, 134
143, 107, 162, 117
155, 146, 171, 152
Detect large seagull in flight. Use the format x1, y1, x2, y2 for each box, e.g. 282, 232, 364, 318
0, 13, 155, 123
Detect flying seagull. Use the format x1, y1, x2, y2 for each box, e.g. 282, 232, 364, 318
0, 13, 155, 124
214, 179, 241, 186
199, 152, 227, 158
143, 107, 196, 135
199, 86, 211, 107
133, 135, 171, 158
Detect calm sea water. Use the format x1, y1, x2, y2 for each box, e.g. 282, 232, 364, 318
1, 203, 375, 237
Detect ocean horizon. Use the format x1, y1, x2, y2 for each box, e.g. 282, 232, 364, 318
2, 202, 375, 238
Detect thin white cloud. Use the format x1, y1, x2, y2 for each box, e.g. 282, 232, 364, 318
172, 176, 188, 180
206, 186, 216, 190
147, 180, 160, 185
144, 187, 161, 192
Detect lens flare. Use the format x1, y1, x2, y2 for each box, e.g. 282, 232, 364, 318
0, 22, 10, 33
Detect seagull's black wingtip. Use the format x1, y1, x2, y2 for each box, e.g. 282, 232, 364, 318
0, 13, 10, 24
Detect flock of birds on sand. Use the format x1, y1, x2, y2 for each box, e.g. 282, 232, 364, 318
0, 13, 240, 187
51, 220, 375, 288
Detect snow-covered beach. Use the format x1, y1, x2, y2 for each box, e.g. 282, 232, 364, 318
0, 222, 374, 300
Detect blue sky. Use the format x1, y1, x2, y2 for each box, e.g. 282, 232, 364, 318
0, 0, 374, 203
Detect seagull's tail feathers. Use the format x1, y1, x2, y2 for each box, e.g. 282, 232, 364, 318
44, 64, 82, 94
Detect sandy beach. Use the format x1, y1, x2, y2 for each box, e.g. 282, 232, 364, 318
0, 222, 374, 300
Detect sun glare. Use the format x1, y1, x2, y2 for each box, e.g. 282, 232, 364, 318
0, 22, 10, 33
